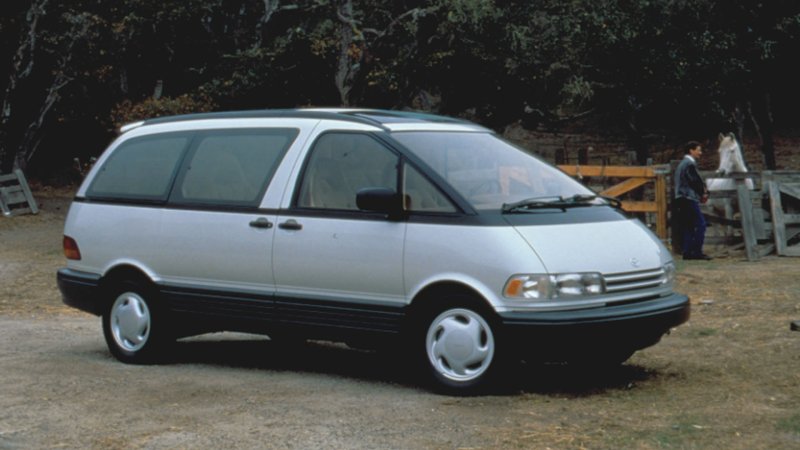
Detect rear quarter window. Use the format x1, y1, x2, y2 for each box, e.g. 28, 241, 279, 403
171, 129, 298, 207
86, 134, 190, 202
85, 128, 298, 206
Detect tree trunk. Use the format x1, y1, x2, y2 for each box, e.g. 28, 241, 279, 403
12, 12, 88, 170
333, 2, 434, 107
748, 93, 776, 170
731, 103, 746, 144
16, 72, 70, 170
334, 0, 359, 106
253, 0, 281, 49
626, 99, 649, 165
0, 0, 48, 173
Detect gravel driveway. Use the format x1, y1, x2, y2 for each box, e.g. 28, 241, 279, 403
2, 190, 799, 449
0, 315, 506, 449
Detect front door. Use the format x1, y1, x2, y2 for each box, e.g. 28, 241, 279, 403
272, 132, 406, 331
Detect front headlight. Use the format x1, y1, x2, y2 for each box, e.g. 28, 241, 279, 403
662, 261, 677, 284
504, 273, 605, 300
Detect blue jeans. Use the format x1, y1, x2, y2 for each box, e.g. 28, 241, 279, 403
677, 198, 707, 256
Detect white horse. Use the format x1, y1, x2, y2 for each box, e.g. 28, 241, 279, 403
706, 132, 754, 191
705, 132, 754, 237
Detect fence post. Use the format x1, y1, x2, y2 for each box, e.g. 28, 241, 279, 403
655, 169, 668, 241
764, 172, 787, 255
578, 147, 590, 165
737, 178, 758, 261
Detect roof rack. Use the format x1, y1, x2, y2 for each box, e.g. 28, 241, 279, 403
347, 109, 471, 125
140, 109, 385, 128
129, 108, 471, 131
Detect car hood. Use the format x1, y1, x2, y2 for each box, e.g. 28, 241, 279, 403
511, 218, 669, 274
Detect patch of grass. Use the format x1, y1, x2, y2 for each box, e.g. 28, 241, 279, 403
594, 414, 713, 450
651, 421, 707, 449
686, 327, 718, 338
777, 413, 800, 435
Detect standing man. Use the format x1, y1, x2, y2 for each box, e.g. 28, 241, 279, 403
674, 141, 712, 260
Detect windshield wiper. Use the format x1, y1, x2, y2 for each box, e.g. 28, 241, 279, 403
501, 194, 621, 213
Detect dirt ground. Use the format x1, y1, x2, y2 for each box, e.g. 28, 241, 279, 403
1, 187, 799, 449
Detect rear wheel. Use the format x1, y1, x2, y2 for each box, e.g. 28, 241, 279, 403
420, 299, 500, 393
102, 280, 172, 364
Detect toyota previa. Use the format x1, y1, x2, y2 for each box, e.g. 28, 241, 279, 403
57, 109, 689, 393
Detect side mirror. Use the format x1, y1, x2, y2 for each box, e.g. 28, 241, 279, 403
356, 187, 404, 219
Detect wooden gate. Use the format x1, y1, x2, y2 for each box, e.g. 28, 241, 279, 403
557, 164, 669, 240
701, 171, 800, 260
556, 163, 799, 259
763, 171, 800, 256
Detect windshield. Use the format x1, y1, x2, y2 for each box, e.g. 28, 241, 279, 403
392, 131, 595, 211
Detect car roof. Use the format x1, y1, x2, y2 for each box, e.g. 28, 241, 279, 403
122, 108, 488, 133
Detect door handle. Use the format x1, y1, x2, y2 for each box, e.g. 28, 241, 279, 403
278, 219, 303, 231
249, 217, 273, 229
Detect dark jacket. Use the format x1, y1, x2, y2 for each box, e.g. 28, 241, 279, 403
674, 155, 707, 202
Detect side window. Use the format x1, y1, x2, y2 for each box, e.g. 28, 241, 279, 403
87, 134, 189, 201
297, 133, 398, 210
173, 129, 297, 206
403, 164, 457, 213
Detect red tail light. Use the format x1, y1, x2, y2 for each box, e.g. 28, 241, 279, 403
63, 236, 82, 260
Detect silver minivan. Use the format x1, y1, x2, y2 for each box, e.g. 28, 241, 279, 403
58, 109, 689, 393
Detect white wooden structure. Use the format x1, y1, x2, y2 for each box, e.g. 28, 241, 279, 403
0, 169, 38, 217
700, 171, 800, 260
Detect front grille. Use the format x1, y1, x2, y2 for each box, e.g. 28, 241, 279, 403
603, 268, 667, 293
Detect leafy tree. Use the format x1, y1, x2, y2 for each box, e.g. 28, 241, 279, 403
2, 0, 800, 175
1, 0, 105, 172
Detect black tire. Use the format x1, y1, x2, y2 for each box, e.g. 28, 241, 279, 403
101, 279, 172, 364
416, 296, 502, 394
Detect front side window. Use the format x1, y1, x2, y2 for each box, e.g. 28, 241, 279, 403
87, 134, 190, 201
403, 164, 457, 213
297, 133, 399, 210
392, 131, 594, 210
172, 129, 297, 206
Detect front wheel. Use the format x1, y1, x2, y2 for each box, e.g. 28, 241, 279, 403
102, 280, 172, 364
423, 305, 498, 393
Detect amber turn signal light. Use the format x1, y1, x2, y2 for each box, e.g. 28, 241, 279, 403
63, 235, 82, 260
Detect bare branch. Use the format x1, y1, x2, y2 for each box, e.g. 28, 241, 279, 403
253, 0, 280, 49
337, 5, 438, 42
333, 1, 438, 105
14, 12, 93, 169
252, 1, 301, 49
367, 7, 436, 40
553, 108, 597, 124
1, 0, 50, 171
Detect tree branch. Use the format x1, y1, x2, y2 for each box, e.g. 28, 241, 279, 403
333, 2, 438, 105
0, 0, 49, 171
252, 0, 301, 49
15, 13, 92, 169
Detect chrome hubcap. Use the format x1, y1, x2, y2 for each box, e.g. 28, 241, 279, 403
426, 308, 494, 382
110, 292, 151, 352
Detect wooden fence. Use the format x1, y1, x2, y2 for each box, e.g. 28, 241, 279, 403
557, 164, 800, 260
764, 172, 800, 256
557, 164, 670, 240
696, 171, 800, 260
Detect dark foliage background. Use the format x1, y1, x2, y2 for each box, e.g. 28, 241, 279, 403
2, 0, 799, 179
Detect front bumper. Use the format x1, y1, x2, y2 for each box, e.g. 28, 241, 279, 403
57, 268, 103, 316
498, 293, 690, 357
